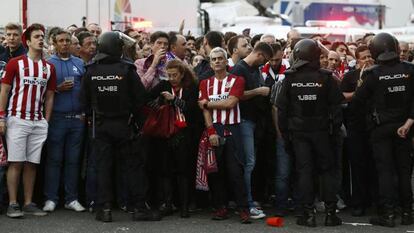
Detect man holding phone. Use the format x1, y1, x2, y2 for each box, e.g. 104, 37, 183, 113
135, 31, 169, 90
43, 28, 86, 213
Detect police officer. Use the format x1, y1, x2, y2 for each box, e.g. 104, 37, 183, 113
276, 39, 344, 227
80, 31, 159, 222
353, 33, 414, 227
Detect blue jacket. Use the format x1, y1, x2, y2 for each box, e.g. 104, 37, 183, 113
0, 44, 26, 63
48, 55, 85, 113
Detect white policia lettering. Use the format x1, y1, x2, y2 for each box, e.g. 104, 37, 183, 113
298, 94, 317, 101
387, 85, 406, 93
379, 73, 409, 80
91, 75, 123, 81
97, 86, 118, 92
292, 83, 323, 88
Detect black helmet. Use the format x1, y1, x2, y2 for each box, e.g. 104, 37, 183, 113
96, 31, 124, 60
292, 39, 321, 69
369, 32, 399, 62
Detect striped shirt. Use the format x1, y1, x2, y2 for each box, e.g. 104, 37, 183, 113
1, 55, 56, 120
199, 74, 245, 125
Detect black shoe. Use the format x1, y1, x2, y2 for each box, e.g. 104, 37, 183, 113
133, 208, 162, 221
351, 207, 365, 217
401, 211, 413, 225
159, 203, 173, 216
296, 207, 316, 227
325, 203, 342, 226
95, 209, 112, 222
369, 215, 395, 227
325, 212, 342, 226
180, 208, 190, 218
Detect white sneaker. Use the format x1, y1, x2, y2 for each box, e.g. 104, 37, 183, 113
65, 200, 85, 212
43, 200, 56, 212
249, 207, 266, 219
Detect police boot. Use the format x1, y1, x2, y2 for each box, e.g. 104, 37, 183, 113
401, 208, 413, 225
369, 205, 395, 227
296, 205, 316, 227
95, 203, 112, 222
324, 202, 342, 226
133, 208, 162, 221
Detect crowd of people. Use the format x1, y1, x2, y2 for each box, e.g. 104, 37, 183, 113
0, 20, 413, 228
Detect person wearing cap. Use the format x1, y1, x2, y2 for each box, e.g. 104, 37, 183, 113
80, 31, 157, 222
276, 39, 344, 227
42, 28, 86, 213
353, 33, 414, 227
0, 23, 56, 218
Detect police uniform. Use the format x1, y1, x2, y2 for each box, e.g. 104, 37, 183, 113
353, 33, 414, 227
276, 39, 344, 227
80, 32, 157, 222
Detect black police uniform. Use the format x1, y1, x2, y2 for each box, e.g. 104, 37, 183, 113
276, 39, 344, 227
353, 33, 414, 227
80, 32, 155, 222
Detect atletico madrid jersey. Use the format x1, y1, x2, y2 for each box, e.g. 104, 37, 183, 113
1, 55, 57, 120
199, 74, 245, 125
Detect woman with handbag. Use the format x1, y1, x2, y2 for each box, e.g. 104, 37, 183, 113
144, 59, 199, 218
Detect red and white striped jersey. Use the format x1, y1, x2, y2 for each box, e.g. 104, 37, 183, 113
1, 55, 57, 120
199, 74, 245, 125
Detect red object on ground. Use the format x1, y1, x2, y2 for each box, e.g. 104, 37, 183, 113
266, 217, 284, 227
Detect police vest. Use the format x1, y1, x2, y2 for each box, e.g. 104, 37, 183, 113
286, 69, 337, 131
367, 61, 414, 125
86, 61, 136, 118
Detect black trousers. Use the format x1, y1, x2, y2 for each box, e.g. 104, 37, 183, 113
370, 123, 413, 209
291, 130, 337, 206
346, 129, 377, 208
208, 124, 249, 210
149, 129, 192, 208
94, 118, 146, 209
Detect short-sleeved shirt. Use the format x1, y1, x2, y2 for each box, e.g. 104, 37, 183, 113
231, 60, 262, 122
199, 74, 245, 125
1, 55, 56, 120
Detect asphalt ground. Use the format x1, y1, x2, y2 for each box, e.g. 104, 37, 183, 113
0, 207, 413, 233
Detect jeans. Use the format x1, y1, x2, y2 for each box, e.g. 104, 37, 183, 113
44, 114, 85, 204
240, 119, 256, 208
274, 138, 291, 211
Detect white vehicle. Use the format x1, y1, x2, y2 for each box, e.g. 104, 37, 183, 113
294, 24, 370, 42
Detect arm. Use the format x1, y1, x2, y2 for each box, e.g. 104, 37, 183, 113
44, 90, 54, 121
206, 96, 239, 110
0, 84, 11, 135
135, 59, 157, 90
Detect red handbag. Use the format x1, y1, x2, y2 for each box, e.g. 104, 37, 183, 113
142, 104, 180, 138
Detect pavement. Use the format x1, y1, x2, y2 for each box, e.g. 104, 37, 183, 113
0, 208, 414, 233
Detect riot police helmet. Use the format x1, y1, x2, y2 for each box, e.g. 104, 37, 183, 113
95, 31, 124, 60
291, 39, 321, 69
369, 32, 399, 62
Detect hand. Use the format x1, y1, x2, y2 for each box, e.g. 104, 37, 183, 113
178, 19, 185, 34
209, 134, 219, 147
198, 99, 208, 109
152, 49, 167, 67
0, 121, 6, 135
397, 119, 414, 138
397, 124, 411, 138
161, 91, 174, 101
57, 81, 74, 92
256, 86, 270, 96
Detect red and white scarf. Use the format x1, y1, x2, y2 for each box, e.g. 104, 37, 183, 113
172, 88, 187, 128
